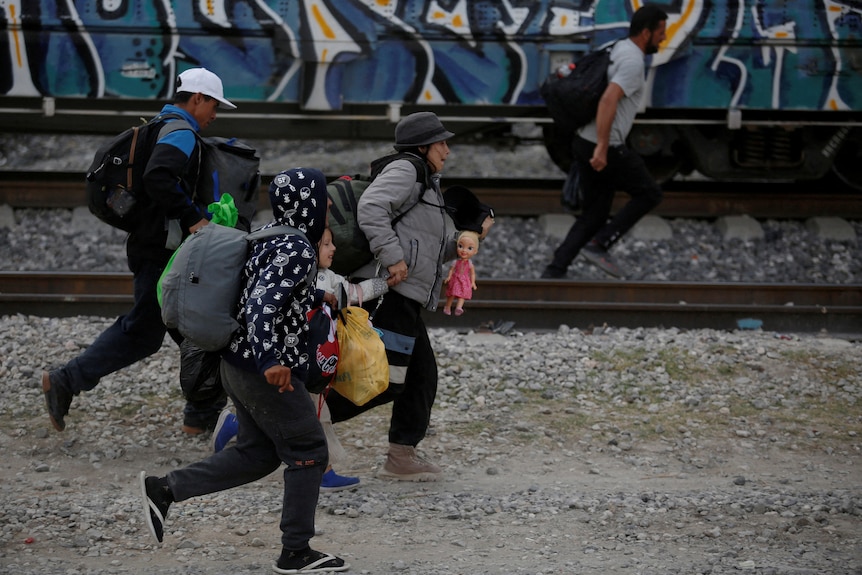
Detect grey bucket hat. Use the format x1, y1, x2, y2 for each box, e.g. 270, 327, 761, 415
394, 112, 455, 150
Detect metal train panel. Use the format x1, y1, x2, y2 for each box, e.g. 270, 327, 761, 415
2, 0, 861, 185
4, 0, 860, 111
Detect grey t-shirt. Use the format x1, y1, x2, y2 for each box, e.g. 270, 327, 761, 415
577, 38, 645, 146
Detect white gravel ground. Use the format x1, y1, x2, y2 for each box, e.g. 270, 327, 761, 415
1, 133, 860, 283
0, 314, 859, 574
0, 132, 860, 575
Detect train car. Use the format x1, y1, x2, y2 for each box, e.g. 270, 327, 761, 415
1, 0, 860, 187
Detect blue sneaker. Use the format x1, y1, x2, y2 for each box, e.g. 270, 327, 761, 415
212, 409, 238, 453
320, 469, 360, 492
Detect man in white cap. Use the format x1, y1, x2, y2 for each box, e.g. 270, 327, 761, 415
41, 68, 238, 436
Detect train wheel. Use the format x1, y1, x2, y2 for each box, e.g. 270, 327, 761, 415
831, 131, 862, 191
542, 123, 682, 183
642, 154, 683, 185
629, 125, 683, 184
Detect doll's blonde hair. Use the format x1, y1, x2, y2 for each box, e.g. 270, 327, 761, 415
457, 230, 480, 253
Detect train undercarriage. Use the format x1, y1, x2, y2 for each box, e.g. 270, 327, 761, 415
1, 97, 859, 190
543, 111, 862, 190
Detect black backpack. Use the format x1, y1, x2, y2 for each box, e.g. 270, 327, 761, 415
85, 114, 179, 232
326, 152, 429, 276
86, 115, 260, 233
196, 136, 261, 232
540, 43, 615, 143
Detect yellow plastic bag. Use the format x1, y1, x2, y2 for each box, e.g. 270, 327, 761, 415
332, 307, 389, 406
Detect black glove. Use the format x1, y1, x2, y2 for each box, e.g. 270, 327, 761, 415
443, 186, 495, 233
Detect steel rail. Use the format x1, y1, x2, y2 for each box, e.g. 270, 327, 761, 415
3, 99, 862, 131
1, 272, 858, 334
2, 171, 860, 218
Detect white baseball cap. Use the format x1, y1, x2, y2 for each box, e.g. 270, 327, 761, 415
176, 68, 237, 109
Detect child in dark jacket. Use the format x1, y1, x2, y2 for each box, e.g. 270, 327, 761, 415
140, 167, 349, 574
214, 226, 389, 491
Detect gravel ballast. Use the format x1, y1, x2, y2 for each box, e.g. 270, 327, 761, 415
0, 133, 860, 283
0, 133, 859, 574
0, 315, 860, 574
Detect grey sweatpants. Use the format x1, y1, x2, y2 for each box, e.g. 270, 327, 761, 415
167, 361, 328, 550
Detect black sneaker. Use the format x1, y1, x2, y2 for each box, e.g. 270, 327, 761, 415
581, 243, 626, 278
540, 265, 566, 279
273, 547, 350, 574
41, 371, 73, 432
139, 471, 172, 543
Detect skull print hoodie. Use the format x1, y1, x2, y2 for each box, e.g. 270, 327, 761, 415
222, 167, 328, 378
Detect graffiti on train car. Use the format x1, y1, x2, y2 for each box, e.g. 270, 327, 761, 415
2, 0, 860, 112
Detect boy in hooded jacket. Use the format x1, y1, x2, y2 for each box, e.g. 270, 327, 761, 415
139, 167, 349, 574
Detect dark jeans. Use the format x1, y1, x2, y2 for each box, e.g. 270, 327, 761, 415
326, 290, 438, 447
166, 361, 327, 551
548, 136, 662, 273
52, 256, 225, 427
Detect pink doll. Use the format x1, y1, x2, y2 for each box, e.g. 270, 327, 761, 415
443, 230, 480, 316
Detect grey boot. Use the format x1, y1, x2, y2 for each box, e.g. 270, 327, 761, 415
377, 443, 442, 482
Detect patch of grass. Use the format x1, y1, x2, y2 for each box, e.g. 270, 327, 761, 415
590, 346, 732, 388
543, 411, 593, 438
779, 349, 859, 382
111, 390, 176, 417
591, 348, 648, 370
473, 388, 861, 457
449, 419, 492, 439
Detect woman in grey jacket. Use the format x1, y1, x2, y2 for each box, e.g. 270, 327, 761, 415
326, 112, 493, 481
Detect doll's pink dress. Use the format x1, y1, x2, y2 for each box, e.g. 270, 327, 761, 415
446, 259, 474, 299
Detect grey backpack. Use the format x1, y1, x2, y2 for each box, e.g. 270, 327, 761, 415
158, 223, 305, 351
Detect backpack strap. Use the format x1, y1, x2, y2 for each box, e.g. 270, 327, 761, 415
369, 152, 440, 226
126, 126, 142, 193
123, 113, 186, 194
370, 151, 430, 187
151, 114, 204, 204
246, 224, 305, 243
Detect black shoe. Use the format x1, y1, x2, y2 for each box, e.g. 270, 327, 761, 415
581, 243, 626, 278
540, 265, 565, 279
139, 471, 172, 543
41, 371, 73, 432
273, 547, 350, 574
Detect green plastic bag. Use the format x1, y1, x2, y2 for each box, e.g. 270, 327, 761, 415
208, 193, 239, 228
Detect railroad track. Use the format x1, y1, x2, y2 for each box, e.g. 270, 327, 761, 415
2, 171, 861, 218
2, 173, 859, 334
1, 272, 859, 334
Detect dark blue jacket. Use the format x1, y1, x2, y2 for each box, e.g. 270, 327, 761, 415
131, 105, 207, 262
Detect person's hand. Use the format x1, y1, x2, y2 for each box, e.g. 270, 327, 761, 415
387, 260, 408, 287
189, 218, 209, 234
264, 365, 293, 393
479, 215, 495, 240
322, 292, 338, 308
589, 146, 608, 172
